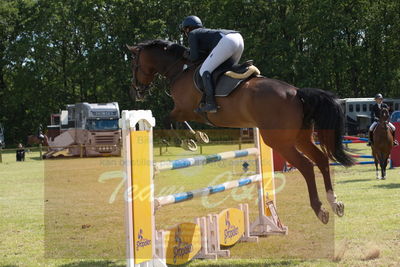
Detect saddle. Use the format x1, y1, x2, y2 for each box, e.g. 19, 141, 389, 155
193, 60, 261, 97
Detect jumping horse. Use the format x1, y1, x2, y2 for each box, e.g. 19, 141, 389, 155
371, 107, 393, 180
127, 39, 355, 224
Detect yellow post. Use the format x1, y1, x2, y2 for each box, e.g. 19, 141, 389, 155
120, 110, 165, 267
129, 130, 153, 264
250, 128, 287, 235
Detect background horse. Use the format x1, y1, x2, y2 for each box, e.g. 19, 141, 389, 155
27, 135, 48, 146
127, 39, 355, 224
372, 107, 393, 180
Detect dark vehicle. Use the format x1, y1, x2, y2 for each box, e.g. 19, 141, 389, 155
0, 123, 4, 148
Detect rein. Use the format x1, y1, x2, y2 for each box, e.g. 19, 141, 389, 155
160, 57, 185, 85
131, 45, 202, 107
378, 109, 390, 130
131, 50, 152, 97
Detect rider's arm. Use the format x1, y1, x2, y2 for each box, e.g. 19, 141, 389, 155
372, 105, 379, 121
188, 32, 199, 61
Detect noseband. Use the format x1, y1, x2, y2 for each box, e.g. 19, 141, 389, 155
131, 49, 152, 99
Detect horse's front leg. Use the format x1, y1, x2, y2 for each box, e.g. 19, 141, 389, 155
162, 112, 181, 143
373, 153, 379, 180
381, 156, 389, 180
380, 160, 385, 180
165, 108, 199, 151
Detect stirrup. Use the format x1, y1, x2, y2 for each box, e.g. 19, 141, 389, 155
195, 103, 218, 113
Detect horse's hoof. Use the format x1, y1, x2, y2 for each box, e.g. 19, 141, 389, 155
195, 131, 209, 144
180, 139, 197, 151
334, 201, 345, 217
318, 208, 329, 224
381, 177, 386, 180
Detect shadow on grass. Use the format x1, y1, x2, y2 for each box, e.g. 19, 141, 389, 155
186, 260, 303, 267
60, 261, 124, 267
29, 156, 45, 161
58, 259, 302, 267
373, 183, 400, 189
337, 178, 372, 184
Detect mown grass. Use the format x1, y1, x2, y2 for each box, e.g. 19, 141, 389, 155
0, 143, 399, 267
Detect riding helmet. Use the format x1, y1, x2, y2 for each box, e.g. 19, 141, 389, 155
181, 16, 203, 29
375, 93, 383, 99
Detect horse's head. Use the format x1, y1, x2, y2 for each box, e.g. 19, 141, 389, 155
380, 107, 390, 123
127, 45, 157, 102
127, 40, 188, 102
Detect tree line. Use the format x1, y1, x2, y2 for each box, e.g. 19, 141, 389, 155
1, 0, 399, 146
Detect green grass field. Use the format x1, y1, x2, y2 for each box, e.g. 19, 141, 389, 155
0, 143, 399, 267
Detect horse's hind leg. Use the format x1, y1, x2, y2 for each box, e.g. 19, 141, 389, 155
276, 145, 329, 224
296, 130, 344, 217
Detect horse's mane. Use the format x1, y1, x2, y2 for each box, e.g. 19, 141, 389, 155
137, 39, 187, 58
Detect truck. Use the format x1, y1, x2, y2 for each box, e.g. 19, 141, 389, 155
45, 102, 121, 158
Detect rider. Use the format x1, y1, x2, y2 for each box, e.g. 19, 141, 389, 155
367, 93, 398, 146
37, 124, 45, 141
180, 15, 244, 113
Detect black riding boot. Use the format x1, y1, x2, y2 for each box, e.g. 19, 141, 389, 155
367, 131, 373, 146
392, 130, 399, 146
195, 71, 218, 113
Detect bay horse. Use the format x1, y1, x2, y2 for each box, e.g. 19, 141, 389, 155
27, 135, 48, 146
371, 107, 393, 180
127, 39, 354, 224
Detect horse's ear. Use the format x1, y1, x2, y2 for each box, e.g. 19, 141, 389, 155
126, 44, 139, 54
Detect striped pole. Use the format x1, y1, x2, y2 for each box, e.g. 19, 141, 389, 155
349, 154, 374, 159
330, 161, 375, 166
315, 136, 368, 145
155, 174, 261, 207
343, 136, 369, 142
154, 148, 258, 172
342, 140, 367, 144
316, 139, 367, 145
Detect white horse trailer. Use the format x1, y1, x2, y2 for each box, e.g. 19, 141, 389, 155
341, 98, 400, 134
45, 102, 121, 158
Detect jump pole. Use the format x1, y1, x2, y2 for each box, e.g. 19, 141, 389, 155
120, 110, 287, 267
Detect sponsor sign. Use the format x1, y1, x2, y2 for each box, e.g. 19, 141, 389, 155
218, 208, 245, 246
164, 222, 201, 265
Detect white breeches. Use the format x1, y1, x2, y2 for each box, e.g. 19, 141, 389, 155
369, 121, 396, 132
199, 33, 244, 76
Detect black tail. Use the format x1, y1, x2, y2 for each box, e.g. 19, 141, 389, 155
297, 88, 355, 167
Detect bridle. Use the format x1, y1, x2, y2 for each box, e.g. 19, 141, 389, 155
130, 46, 186, 101
377, 108, 390, 130
130, 49, 153, 100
